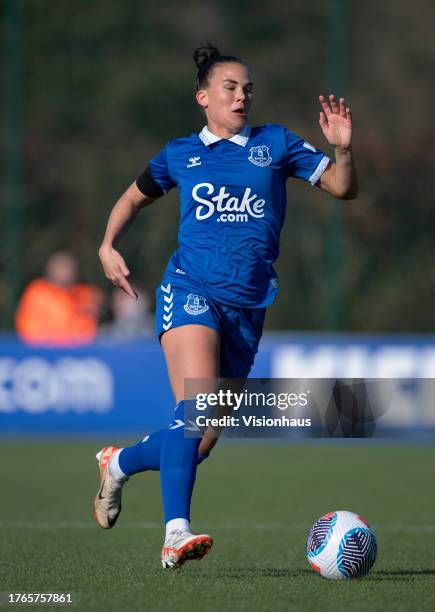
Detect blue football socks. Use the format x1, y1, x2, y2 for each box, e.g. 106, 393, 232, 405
160, 401, 201, 523
118, 406, 208, 477
119, 428, 166, 474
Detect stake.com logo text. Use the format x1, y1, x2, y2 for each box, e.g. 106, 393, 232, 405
192, 182, 265, 223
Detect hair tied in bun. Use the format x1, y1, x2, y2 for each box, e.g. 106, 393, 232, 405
193, 44, 221, 70
193, 44, 248, 92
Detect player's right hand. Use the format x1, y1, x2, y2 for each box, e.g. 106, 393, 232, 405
98, 244, 138, 300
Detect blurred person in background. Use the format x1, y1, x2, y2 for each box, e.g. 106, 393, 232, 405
95, 44, 358, 569
15, 250, 103, 346
99, 286, 154, 341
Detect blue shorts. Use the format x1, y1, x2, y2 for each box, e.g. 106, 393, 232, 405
155, 273, 266, 378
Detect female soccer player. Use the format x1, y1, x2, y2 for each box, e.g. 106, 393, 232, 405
94, 45, 358, 569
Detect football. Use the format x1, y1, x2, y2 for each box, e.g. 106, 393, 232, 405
307, 510, 377, 579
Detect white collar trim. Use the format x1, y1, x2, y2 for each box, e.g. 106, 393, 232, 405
198, 125, 251, 147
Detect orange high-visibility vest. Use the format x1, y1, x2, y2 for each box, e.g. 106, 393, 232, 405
15, 279, 103, 346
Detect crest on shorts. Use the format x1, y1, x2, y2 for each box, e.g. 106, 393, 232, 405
248, 145, 272, 167
184, 294, 209, 316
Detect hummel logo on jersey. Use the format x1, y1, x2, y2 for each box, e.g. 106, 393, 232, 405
192, 183, 265, 223
187, 156, 201, 168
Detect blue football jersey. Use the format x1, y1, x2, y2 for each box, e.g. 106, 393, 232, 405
146, 123, 330, 308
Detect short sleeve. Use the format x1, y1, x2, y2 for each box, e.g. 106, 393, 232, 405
136, 145, 176, 196
285, 129, 331, 186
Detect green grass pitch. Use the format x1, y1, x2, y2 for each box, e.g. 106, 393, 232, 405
1, 441, 434, 611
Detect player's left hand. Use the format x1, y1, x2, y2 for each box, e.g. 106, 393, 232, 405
318, 95, 352, 151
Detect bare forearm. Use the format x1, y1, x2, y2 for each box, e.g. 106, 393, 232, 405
317, 95, 358, 200
98, 182, 153, 299
101, 194, 139, 248
333, 146, 358, 200
100, 181, 153, 248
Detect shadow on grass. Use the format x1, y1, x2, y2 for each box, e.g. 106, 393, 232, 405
198, 567, 309, 578
367, 569, 435, 581
195, 568, 435, 580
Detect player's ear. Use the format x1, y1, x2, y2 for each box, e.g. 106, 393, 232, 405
196, 89, 208, 109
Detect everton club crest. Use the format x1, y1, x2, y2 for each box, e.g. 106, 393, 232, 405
248, 145, 272, 167
184, 294, 209, 316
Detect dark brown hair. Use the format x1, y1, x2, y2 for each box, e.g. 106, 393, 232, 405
193, 44, 248, 91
